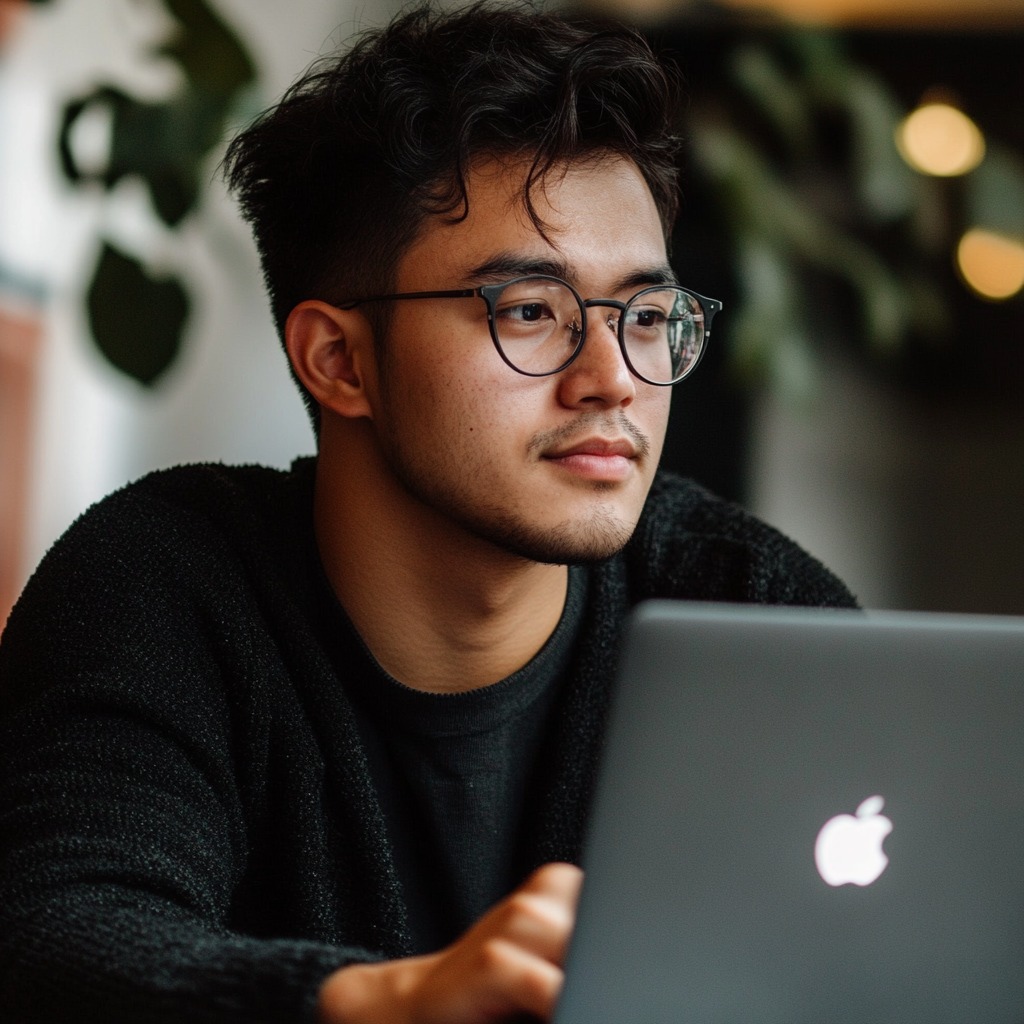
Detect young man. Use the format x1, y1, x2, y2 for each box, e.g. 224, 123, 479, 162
0, 5, 856, 1022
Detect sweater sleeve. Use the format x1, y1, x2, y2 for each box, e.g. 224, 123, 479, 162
0, 479, 383, 1024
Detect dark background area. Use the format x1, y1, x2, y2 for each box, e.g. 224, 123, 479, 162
655, 24, 1023, 504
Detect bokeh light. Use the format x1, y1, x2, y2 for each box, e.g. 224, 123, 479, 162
956, 228, 1024, 300
896, 102, 986, 177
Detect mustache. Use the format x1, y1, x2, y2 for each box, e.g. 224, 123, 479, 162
527, 411, 651, 460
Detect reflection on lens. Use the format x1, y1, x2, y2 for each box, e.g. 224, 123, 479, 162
623, 287, 703, 385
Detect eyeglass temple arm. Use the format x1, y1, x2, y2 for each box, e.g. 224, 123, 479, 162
335, 288, 480, 311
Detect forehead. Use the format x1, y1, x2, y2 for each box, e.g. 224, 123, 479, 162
396, 154, 669, 289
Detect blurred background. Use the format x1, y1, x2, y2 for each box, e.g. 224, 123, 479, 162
1, 0, 1022, 628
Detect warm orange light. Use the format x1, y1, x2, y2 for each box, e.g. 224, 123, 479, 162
896, 103, 985, 177
956, 229, 1024, 300
713, 0, 1024, 29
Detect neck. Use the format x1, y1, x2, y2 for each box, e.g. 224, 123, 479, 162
313, 426, 568, 694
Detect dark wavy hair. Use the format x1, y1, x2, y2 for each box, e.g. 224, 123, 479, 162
223, 1, 682, 428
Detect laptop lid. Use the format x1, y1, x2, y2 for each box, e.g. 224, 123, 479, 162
556, 601, 1024, 1024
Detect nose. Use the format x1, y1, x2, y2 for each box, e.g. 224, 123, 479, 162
556, 303, 636, 409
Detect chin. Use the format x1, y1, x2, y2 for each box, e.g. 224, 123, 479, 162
472, 503, 639, 566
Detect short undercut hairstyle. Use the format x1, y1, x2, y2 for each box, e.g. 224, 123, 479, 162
223, 1, 683, 429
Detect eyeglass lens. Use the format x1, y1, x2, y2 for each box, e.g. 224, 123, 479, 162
489, 278, 705, 385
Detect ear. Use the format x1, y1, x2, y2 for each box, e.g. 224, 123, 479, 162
285, 300, 376, 420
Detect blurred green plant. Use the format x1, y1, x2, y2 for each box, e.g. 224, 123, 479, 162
669, 24, 1024, 402
45, 0, 255, 385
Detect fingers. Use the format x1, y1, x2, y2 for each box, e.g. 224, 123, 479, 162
316, 863, 584, 1024
471, 936, 565, 1021
445, 862, 582, 1019
474, 862, 582, 965
522, 861, 584, 903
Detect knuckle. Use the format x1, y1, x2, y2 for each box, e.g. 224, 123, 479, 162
508, 891, 553, 925
477, 936, 514, 973
519, 961, 561, 1018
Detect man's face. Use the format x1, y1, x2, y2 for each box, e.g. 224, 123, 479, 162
365, 153, 674, 565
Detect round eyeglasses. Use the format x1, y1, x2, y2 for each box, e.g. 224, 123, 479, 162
337, 275, 722, 386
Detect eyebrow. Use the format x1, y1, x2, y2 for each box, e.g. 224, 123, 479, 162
467, 253, 569, 283
465, 252, 679, 293
611, 266, 680, 292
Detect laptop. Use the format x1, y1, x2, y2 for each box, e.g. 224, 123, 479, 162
556, 601, 1024, 1024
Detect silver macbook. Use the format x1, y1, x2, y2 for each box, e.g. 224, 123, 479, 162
556, 601, 1024, 1023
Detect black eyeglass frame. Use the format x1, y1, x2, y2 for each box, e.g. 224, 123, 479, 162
336, 275, 723, 386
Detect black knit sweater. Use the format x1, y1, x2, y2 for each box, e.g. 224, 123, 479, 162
0, 460, 856, 1024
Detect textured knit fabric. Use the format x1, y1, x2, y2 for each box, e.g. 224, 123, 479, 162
0, 459, 856, 1024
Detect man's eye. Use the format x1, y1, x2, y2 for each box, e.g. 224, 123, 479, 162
631, 308, 667, 328
502, 302, 551, 322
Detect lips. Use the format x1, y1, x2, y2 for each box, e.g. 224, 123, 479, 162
544, 437, 638, 461
541, 436, 639, 484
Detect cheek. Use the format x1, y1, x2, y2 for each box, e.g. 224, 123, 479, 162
435, 346, 540, 439
635, 392, 672, 476
452, 379, 532, 454
637, 387, 672, 442
396, 360, 511, 457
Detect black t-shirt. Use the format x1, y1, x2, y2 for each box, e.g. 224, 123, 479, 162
344, 566, 589, 953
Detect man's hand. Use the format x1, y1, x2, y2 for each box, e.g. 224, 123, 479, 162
317, 862, 583, 1024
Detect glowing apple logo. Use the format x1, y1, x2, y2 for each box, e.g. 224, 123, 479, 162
814, 795, 893, 887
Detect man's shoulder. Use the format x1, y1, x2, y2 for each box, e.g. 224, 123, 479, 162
83, 458, 312, 522
1, 459, 320, 707
51, 458, 314, 556
6, 459, 317, 634
627, 471, 858, 608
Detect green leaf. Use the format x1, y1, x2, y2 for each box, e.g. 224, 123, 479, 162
162, 0, 257, 95
86, 242, 189, 387
729, 232, 820, 402
730, 43, 814, 157
966, 144, 1024, 239
843, 69, 916, 222
56, 0, 256, 229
